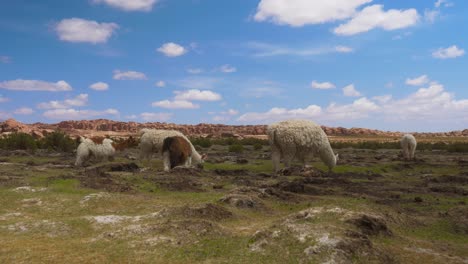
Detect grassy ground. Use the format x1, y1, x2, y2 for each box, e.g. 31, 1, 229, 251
0, 145, 467, 263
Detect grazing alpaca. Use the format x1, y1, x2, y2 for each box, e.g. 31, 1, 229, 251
75, 137, 115, 167
401, 134, 417, 160
162, 136, 192, 171
267, 119, 338, 172
138, 129, 204, 166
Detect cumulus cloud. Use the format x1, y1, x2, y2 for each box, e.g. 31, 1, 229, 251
254, 0, 372, 27
43, 108, 118, 120
113, 70, 147, 80
343, 84, 362, 97
0, 56, 11, 63
174, 89, 222, 101
334, 5, 419, 36
238, 105, 322, 122
176, 77, 221, 89
435, 0, 453, 8
157, 42, 187, 57
187, 68, 203, 74
432, 45, 465, 59
0, 80, 72, 92
247, 42, 354, 57
219, 64, 237, 73
238, 82, 468, 128
92, 0, 158, 11
14, 107, 34, 115
335, 46, 354, 53
406, 75, 430, 86
89, 82, 109, 91
151, 100, 199, 109
140, 112, 172, 122
37, 94, 89, 109
155, 81, 166, 87
311, 81, 335, 90
55, 18, 118, 44
0, 96, 10, 103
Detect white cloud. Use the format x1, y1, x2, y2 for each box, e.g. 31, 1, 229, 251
92, 0, 158, 11
326, 97, 378, 120
435, 0, 453, 8
343, 84, 362, 97
335, 46, 354, 53
247, 42, 353, 57
174, 89, 222, 101
0, 80, 72, 92
254, 0, 372, 27
311, 81, 335, 90
176, 77, 221, 89
157, 42, 187, 57
424, 9, 440, 23
432, 45, 465, 59
334, 5, 419, 36
0, 96, 10, 103
213, 116, 230, 122
89, 82, 109, 91
0, 56, 11, 63
219, 64, 237, 73
37, 94, 89, 109
113, 70, 147, 80
140, 112, 172, 122
151, 100, 199, 109
372, 94, 392, 103
222, 109, 239, 115
238, 105, 322, 122
155, 81, 166, 87
14, 107, 34, 115
187, 68, 203, 74
406, 75, 430, 86
43, 108, 118, 120
125, 114, 138, 119
55, 18, 118, 44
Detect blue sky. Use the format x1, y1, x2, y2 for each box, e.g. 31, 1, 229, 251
0, 0, 467, 132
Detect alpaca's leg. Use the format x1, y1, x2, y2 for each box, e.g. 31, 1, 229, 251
162, 151, 170, 171
271, 146, 281, 172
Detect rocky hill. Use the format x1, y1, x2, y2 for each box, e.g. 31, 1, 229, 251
1, 118, 467, 139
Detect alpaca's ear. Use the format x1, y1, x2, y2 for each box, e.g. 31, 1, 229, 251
201, 153, 208, 160
335, 153, 339, 161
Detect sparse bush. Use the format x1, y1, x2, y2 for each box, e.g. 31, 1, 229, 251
253, 143, 263, 150
40, 131, 77, 152
228, 144, 244, 153
0, 133, 37, 151
191, 137, 212, 148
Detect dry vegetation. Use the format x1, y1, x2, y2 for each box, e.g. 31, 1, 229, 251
0, 134, 467, 263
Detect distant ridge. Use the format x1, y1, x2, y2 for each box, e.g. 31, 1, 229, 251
1, 118, 467, 139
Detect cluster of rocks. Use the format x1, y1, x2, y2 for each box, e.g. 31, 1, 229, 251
1, 118, 467, 139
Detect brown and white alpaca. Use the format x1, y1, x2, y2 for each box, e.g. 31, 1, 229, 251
162, 136, 193, 171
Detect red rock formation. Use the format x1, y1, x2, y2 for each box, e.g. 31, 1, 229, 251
0, 118, 466, 139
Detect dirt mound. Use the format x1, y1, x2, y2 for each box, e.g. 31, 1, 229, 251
80, 167, 133, 192
429, 186, 468, 196
178, 203, 233, 221
427, 175, 468, 184
220, 194, 266, 209
109, 162, 140, 172
347, 215, 392, 236
146, 174, 204, 192
213, 169, 250, 176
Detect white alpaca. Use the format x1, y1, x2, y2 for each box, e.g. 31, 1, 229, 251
75, 137, 116, 167
400, 134, 417, 160
267, 119, 338, 172
138, 129, 204, 166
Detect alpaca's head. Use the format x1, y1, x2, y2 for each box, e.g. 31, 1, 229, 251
103, 138, 113, 145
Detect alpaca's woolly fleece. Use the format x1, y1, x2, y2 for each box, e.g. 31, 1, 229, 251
75, 137, 115, 166
138, 129, 203, 165
400, 134, 417, 160
162, 136, 192, 171
267, 119, 338, 172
